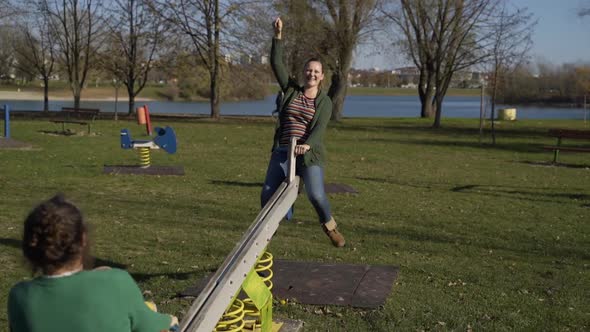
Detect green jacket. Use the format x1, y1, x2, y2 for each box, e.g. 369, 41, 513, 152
270, 37, 332, 167
8, 268, 171, 332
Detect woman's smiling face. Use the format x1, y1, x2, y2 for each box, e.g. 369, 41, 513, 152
304, 61, 324, 89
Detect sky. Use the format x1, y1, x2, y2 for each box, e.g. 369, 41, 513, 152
353, 0, 590, 70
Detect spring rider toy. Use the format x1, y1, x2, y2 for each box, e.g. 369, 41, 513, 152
121, 105, 177, 168
120, 125, 177, 168
103, 105, 184, 175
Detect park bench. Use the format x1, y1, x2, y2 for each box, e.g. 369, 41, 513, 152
52, 107, 100, 134
543, 129, 590, 163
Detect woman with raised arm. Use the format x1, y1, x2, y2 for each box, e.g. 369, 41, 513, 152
261, 17, 345, 247
8, 194, 179, 332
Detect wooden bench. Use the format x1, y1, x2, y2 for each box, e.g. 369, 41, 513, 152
543, 129, 590, 163
52, 107, 100, 134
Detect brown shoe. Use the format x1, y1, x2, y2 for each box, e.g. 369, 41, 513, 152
322, 218, 346, 247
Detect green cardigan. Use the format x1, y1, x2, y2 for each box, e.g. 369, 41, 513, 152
8, 268, 171, 332
270, 37, 332, 167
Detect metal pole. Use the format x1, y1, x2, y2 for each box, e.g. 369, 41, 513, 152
584, 94, 587, 124
4, 104, 9, 138
479, 85, 484, 142
114, 80, 119, 121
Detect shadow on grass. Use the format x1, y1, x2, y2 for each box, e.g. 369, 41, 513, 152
209, 180, 263, 188
520, 161, 590, 169
334, 122, 549, 139
98, 196, 259, 229
38, 130, 77, 136
392, 138, 547, 154
0, 237, 204, 283
355, 225, 590, 261
131, 270, 202, 283
452, 184, 590, 206
0, 238, 128, 269
357, 177, 590, 206
358, 177, 439, 190
0, 237, 21, 249
93, 257, 127, 269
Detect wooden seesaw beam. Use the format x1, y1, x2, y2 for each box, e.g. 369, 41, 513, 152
179, 138, 299, 332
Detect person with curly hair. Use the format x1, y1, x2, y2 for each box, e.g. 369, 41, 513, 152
7, 194, 178, 332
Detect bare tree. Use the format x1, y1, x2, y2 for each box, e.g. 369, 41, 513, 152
313, 0, 380, 121
486, 2, 535, 144
13, 16, 57, 112
249, 0, 380, 121
102, 0, 165, 116
269, 0, 324, 76
41, 0, 103, 110
150, 0, 236, 119
383, 0, 498, 127
0, 0, 19, 19
0, 25, 16, 81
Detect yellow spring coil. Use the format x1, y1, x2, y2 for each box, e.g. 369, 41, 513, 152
243, 251, 274, 330
214, 298, 245, 332
138, 147, 151, 168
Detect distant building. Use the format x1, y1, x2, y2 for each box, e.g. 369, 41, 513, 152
392, 66, 420, 76
393, 66, 420, 85
401, 83, 418, 89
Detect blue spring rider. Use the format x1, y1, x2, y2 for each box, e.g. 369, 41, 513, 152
120, 126, 177, 168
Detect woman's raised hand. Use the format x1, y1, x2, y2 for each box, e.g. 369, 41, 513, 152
274, 17, 283, 39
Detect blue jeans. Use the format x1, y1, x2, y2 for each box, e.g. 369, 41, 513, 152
261, 147, 332, 224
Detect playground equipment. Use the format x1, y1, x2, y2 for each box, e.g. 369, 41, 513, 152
119, 105, 177, 168
120, 126, 177, 168
179, 138, 300, 332
136, 105, 153, 136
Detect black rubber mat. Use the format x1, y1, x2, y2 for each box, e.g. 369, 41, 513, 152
271, 260, 398, 308
181, 260, 398, 308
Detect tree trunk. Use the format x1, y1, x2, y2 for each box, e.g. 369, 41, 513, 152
128, 84, 136, 115
210, 73, 220, 119
419, 91, 436, 118
328, 70, 348, 121
73, 87, 81, 110
433, 97, 443, 128
418, 71, 435, 118
129, 95, 135, 116
209, 0, 221, 120
491, 83, 497, 145
43, 78, 49, 112
328, 49, 353, 121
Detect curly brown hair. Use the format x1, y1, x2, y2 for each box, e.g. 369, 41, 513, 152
22, 194, 87, 275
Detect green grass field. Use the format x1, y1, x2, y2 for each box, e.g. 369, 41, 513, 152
0, 116, 589, 331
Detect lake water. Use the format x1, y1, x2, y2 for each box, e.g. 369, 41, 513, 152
2, 95, 588, 120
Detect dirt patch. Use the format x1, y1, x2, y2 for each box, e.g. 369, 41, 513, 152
0, 138, 35, 150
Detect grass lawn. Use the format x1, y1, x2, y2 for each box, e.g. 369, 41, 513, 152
0, 116, 589, 331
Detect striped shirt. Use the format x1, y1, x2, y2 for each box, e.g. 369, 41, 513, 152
279, 93, 316, 146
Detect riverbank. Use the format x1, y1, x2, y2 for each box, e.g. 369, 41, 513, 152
0, 85, 481, 101
1, 86, 585, 111
0, 89, 154, 102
